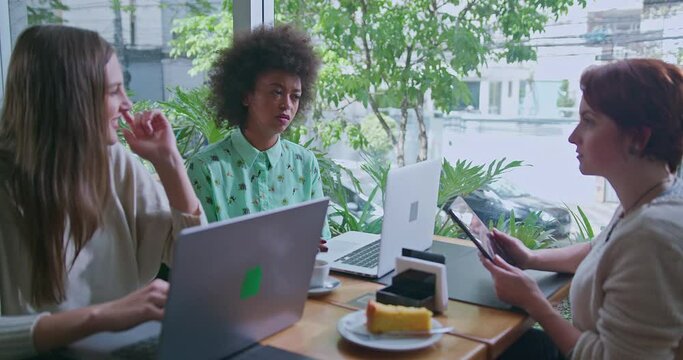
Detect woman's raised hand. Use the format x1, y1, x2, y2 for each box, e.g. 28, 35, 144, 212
121, 110, 179, 166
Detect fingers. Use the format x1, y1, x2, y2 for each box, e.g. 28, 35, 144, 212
479, 253, 496, 273
149, 110, 170, 132
125, 111, 155, 138
149, 279, 170, 295
136, 111, 154, 136
122, 111, 134, 127
487, 230, 507, 252
493, 254, 516, 271
143, 280, 168, 320
479, 253, 517, 278
489, 228, 510, 243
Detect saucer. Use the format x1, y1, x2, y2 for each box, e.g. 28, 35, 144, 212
337, 310, 445, 351
308, 276, 341, 296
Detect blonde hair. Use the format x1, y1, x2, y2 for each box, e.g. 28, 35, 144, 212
0, 25, 114, 306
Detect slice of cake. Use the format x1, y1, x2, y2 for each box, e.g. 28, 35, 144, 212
366, 300, 433, 334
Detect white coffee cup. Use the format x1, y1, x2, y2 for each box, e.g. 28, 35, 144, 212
309, 259, 330, 288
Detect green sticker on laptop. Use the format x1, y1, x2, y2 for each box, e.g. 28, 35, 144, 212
240, 266, 263, 299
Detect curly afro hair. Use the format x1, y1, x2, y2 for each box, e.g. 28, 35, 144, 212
209, 24, 321, 129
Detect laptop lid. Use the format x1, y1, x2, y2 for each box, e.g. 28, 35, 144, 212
321, 160, 441, 278
67, 198, 328, 359
375, 159, 441, 277
158, 198, 329, 359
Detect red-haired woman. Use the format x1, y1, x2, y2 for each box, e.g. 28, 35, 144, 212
482, 59, 683, 359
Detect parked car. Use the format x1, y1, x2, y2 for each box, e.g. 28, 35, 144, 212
463, 179, 572, 239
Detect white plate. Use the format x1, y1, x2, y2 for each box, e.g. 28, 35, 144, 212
308, 276, 341, 296
337, 310, 445, 351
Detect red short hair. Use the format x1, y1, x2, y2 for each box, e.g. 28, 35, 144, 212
580, 59, 683, 172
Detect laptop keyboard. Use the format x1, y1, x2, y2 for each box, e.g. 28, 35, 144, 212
336, 240, 380, 268
110, 336, 158, 359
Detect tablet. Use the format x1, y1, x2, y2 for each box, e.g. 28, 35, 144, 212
446, 196, 495, 261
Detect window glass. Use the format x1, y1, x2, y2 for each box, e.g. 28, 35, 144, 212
5, 0, 213, 102
5, 0, 682, 241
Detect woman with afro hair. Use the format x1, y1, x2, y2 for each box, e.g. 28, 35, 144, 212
187, 24, 330, 240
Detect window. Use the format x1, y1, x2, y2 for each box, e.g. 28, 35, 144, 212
5, 0, 680, 240
488, 81, 502, 115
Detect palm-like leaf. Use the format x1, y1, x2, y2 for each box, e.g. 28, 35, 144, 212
565, 204, 594, 243
438, 158, 525, 208
491, 209, 555, 249
160, 86, 228, 152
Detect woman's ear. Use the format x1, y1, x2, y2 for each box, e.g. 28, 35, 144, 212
242, 92, 252, 107
628, 126, 652, 155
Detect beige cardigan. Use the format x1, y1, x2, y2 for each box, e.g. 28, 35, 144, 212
0, 143, 205, 359
570, 180, 683, 359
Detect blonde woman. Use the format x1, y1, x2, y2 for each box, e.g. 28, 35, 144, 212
0, 25, 205, 358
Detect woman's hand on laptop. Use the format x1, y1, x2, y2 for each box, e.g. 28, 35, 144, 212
92, 279, 169, 332
32, 279, 169, 353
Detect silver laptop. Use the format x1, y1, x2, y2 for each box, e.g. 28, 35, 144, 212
318, 160, 441, 278
65, 198, 329, 360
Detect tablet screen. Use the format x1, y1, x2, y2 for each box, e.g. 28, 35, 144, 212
447, 196, 495, 261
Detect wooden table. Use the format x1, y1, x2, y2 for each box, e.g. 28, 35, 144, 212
262, 237, 570, 360
263, 300, 487, 360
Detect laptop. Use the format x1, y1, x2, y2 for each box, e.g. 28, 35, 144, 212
64, 198, 329, 360
318, 159, 441, 278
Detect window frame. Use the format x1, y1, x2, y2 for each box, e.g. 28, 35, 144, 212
1, 0, 11, 100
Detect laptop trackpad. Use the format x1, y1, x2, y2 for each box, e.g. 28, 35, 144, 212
328, 239, 361, 253
323, 232, 380, 261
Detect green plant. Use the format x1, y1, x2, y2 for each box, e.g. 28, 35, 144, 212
492, 209, 555, 250
566, 204, 594, 243
325, 153, 389, 236
28, 0, 69, 25
434, 157, 524, 237
327, 184, 383, 236
169, 1, 233, 76
433, 213, 462, 238
437, 158, 525, 208
159, 86, 228, 161
359, 114, 396, 158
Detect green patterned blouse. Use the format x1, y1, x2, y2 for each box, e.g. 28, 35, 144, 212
186, 129, 331, 239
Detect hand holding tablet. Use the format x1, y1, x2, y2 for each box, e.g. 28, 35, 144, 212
446, 196, 515, 265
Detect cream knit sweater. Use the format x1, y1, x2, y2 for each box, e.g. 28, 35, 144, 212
570, 180, 683, 359
0, 144, 205, 359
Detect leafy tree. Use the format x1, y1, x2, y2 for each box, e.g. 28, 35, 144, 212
169, 1, 233, 76
280, 0, 586, 166
28, 0, 69, 25
360, 114, 396, 158
169, 0, 586, 165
